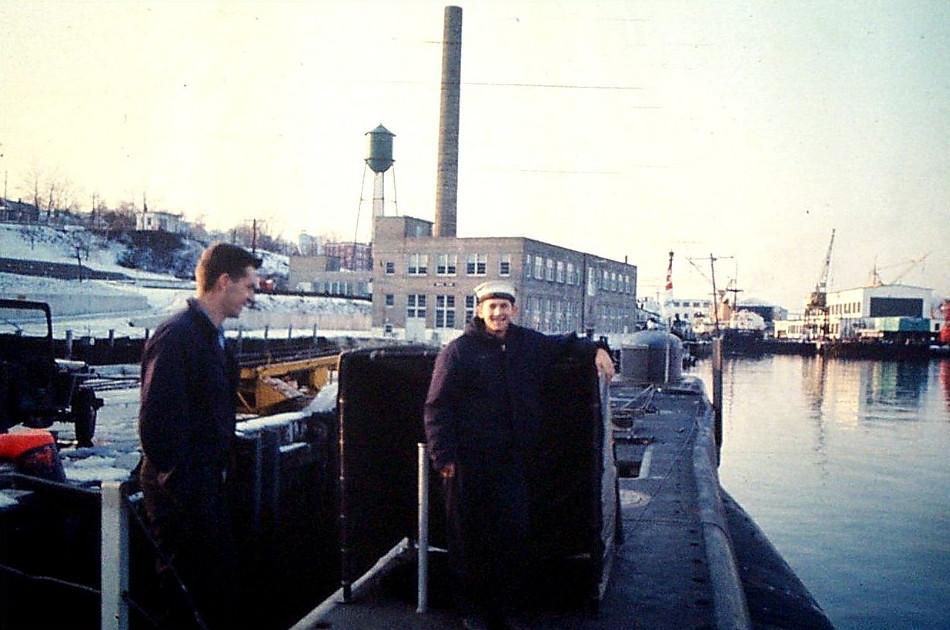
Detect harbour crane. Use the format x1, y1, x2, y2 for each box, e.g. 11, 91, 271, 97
807, 229, 835, 311
868, 252, 930, 287
804, 229, 835, 339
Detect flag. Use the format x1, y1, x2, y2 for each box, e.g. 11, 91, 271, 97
665, 251, 674, 291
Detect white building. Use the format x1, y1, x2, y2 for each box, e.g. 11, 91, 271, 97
827, 283, 931, 339
136, 210, 189, 234
664, 296, 713, 323
775, 283, 932, 340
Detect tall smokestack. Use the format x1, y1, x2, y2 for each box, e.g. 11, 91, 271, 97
434, 5, 462, 237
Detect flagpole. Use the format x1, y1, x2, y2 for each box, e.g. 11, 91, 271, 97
664, 251, 674, 382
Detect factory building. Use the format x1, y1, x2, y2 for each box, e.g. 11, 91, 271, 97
370, 215, 637, 342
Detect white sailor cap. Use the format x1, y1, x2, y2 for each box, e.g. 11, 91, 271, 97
473, 280, 517, 304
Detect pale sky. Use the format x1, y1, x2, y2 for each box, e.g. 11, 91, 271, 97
2, 1, 948, 310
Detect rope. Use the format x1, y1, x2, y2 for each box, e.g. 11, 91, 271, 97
0, 561, 100, 595
0, 487, 206, 630
123, 490, 211, 630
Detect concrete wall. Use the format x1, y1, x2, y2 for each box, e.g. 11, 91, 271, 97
13, 293, 150, 317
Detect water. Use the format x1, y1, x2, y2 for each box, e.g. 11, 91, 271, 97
694, 355, 950, 630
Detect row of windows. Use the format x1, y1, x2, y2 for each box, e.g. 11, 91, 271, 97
830, 302, 862, 315
524, 254, 633, 294
386, 254, 512, 277
669, 300, 710, 309
389, 294, 479, 327
387, 293, 635, 333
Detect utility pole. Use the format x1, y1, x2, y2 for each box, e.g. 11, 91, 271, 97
710, 254, 720, 335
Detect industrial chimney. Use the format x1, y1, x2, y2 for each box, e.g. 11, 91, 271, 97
434, 5, 462, 238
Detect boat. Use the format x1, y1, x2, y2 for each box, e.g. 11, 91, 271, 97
0, 336, 834, 629
291, 336, 833, 630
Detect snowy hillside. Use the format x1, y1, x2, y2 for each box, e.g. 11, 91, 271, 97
0, 223, 370, 337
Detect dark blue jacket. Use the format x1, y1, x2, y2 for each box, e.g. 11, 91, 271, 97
424, 318, 597, 470
139, 298, 238, 476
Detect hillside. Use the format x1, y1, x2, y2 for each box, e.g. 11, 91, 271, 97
0, 223, 370, 337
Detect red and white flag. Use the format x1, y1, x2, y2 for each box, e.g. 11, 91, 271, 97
665, 251, 674, 291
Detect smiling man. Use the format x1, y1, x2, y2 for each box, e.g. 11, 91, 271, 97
424, 280, 614, 630
138, 242, 261, 630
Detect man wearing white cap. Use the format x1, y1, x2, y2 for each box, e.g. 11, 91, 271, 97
424, 280, 614, 630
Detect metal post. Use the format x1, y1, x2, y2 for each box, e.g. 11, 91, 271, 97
712, 338, 723, 448
417, 443, 429, 613
101, 481, 129, 630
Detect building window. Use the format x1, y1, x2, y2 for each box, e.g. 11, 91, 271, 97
499, 254, 511, 277
408, 254, 428, 276
533, 256, 544, 280
407, 294, 426, 318
566, 262, 575, 285
385, 261, 395, 275
385, 294, 394, 307
435, 295, 456, 328
524, 254, 533, 279
466, 253, 487, 276
545, 258, 555, 281
465, 295, 476, 323
556, 261, 565, 283
437, 253, 457, 276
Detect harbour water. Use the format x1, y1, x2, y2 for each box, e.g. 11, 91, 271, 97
694, 355, 950, 630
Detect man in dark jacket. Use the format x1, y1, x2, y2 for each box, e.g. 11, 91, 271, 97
138, 242, 260, 630
424, 281, 614, 630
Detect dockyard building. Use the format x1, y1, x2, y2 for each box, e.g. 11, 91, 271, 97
776, 283, 933, 340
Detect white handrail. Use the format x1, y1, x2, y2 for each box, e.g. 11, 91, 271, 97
100, 481, 129, 630
417, 442, 430, 613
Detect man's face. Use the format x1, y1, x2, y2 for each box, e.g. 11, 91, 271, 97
221, 266, 258, 319
477, 297, 517, 337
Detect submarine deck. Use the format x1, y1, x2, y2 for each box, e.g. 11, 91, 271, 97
294, 379, 746, 630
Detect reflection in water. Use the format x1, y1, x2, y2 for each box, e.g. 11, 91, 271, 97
942, 360, 950, 413
860, 360, 928, 421
801, 356, 829, 471
700, 355, 950, 630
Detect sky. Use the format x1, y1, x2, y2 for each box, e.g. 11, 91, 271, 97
2, 1, 949, 310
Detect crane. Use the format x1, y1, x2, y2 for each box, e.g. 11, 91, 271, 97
868, 252, 930, 287
802, 229, 835, 340
807, 229, 835, 310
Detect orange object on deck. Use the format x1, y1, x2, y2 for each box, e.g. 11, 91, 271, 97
0, 429, 56, 459
0, 429, 65, 481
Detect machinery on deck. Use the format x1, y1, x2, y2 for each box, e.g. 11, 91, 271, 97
237, 353, 339, 415
0, 299, 102, 447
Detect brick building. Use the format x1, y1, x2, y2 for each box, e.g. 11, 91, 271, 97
288, 254, 372, 297
371, 216, 638, 342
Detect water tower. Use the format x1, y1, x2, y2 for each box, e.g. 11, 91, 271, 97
365, 124, 395, 220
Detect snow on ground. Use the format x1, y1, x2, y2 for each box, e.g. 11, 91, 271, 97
0, 222, 372, 338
